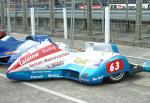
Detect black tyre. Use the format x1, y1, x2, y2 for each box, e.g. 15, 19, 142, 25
0, 57, 9, 64
105, 72, 126, 83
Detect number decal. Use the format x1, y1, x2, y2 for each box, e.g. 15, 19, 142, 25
106, 59, 123, 74
115, 61, 120, 70
110, 63, 115, 72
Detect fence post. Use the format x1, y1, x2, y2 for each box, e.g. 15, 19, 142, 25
31, 7, 35, 36
22, 0, 28, 33
63, 8, 68, 39
105, 6, 110, 43
136, 0, 142, 40
87, 0, 92, 35
49, 0, 55, 33
70, 0, 75, 48
6, 0, 11, 35
0, 0, 5, 29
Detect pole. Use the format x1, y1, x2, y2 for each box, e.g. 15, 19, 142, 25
63, 8, 68, 39
136, 0, 142, 40
87, 0, 92, 35
64, 0, 66, 6
102, 7, 105, 33
49, 0, 55, 33
70, 0, 75, 48
6, 0, 11, 35
126, 0, 129, 32
36, 8, 39, 30
105, 6, 110, 43
126, 0, 129, 22
0, 0, 5, 29
31, 7, 35, 36
13, 0, 17, 31
22, 0, 28, 33
0, 1, 1, 27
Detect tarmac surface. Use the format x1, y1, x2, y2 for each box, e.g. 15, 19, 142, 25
0, 35, 150, 103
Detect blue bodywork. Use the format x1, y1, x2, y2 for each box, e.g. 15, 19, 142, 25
0, 35, 52, 65
6, 54, 131, 84
6, 42, 136, 84
143, 61, 150, 72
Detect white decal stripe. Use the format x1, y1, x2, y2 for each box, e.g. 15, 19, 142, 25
15, 51, 69, 72
0, 73, 88, 103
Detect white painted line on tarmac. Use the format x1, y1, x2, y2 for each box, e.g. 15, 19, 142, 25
0, 73, 88, 103
23, 82, 88, 103
0, 73, 6, 78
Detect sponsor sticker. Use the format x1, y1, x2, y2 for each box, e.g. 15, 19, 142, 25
92, 75, 104, 81
46, 60, 64, 69
19, 44, 61, 66
31, 75, 43, 79
74, 57, 88, 66
48, 74, 60, 78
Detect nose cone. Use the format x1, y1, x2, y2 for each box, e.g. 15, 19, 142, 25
6, 42, 61, 80
6, 46, 39, 80
6, 59, 30, 80
6, 71, 30, 80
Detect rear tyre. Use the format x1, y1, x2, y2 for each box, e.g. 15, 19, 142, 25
106, 72, 125, 83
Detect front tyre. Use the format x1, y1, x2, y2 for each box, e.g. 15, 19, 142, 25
106, 72, 126, 83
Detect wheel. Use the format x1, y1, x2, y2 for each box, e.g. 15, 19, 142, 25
0, 57, 9, 64
105, 72, 126, 83
26, 36, 33, 40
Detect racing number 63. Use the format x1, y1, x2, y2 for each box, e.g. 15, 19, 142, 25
106, 60, 123, 74
110, 61, 120, 72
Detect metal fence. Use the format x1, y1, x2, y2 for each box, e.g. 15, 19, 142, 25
0, 0, 150, 48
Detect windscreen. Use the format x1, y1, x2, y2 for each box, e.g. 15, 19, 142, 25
85, 42, 118, 53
